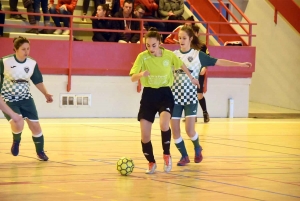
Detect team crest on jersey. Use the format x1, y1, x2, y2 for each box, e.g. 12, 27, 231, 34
188, 57, 193, 62
163, 60, 170, 67
24, 67, 29, 73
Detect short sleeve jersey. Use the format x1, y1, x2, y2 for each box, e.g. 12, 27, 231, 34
0, 54, 43, 102
172, 49, 217, 105
129, 47, 183, 88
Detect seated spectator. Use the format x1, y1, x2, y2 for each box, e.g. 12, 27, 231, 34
158, 0, 184, 20
120, 0, 135, 7
49, 0, 78, 35
100, 0, 120, 16
133, 4, 146, 30
9, 0, 26, 20
92, 4, 117, 42
81, 0, 99, 22
134, 0, 165, 32
158, 0, 184, 36
33, 0, 51, 34
0, 1, 4, 36
114, 0, 140, 43
164, 15, 194, 44
23, 0, 39, 34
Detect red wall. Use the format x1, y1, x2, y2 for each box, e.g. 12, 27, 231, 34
0, 38, 255, 78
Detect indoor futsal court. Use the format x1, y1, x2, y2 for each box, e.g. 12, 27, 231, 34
1, 115, 300, 201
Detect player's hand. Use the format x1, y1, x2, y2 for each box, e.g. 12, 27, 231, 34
11, 113, 22, 123
45, 94, 53, 103
240, 62, 252, 67
191, 78, 200, 88
141, 70, 150, 77
60, 4, 67, 11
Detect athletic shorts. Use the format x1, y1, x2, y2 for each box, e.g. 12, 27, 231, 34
138, 87, 174, 123
197, 71, 205, 94
172, 103, 198, 119
3, 98, 39, 122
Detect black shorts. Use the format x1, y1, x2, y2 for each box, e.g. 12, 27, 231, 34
197, 74, 205, 94
138, 87, 174, 123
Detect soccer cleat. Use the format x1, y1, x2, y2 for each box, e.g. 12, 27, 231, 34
145, 162, 157, 174
194, 148, 203, 163
203, 113, 210, 123
163, 154, 172, 172
11, 141, 20, 156
177, 156, 190, 166
37, 151, 49, 161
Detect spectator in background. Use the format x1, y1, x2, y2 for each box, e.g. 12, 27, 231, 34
158, 0, 184, 36
0, 1, 4, 36
120, 0, 134, 8
158, 0, 183, 19
100, 0, 120, 16
82, 0, 99, 22
114, 0, 140, 43
23, 0, 39, 34
33, 0, 52, 34
9, 0, 26, 20
49, 0, 78, 35
134, 0, 165, 32
92, 4, 117, 42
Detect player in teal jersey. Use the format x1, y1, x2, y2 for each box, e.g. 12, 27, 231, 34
0, 36, 53, 161
130, 28, 199, 174
171, 26, 252, 166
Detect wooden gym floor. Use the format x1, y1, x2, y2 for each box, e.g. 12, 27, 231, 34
0, 104, 300, 201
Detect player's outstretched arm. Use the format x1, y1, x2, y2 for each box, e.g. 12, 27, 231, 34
216, 59, 252, 68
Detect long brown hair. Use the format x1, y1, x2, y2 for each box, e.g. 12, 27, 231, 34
180, 25, 204, 51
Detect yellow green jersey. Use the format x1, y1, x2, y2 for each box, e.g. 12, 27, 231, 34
129, 47, 183, 88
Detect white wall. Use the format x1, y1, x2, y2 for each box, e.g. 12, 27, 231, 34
227, 0, 300, 111
0, 76, 251, 118
242, 0, 300, 111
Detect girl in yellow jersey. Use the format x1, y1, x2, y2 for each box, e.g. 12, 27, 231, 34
129, 28, 199, 174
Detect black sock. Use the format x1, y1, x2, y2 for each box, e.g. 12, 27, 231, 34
199, 97, 207, 114
141, 141, 155, 163
12, 132, 22, 142
32, 134, 44, 153
161, 128, 171, 155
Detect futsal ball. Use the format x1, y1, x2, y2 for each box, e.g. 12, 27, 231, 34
116, 157, 134, 176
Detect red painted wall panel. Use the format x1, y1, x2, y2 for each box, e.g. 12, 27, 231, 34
0, 38, 255, 78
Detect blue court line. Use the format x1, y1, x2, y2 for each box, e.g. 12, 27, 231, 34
90, 159, 300, 199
